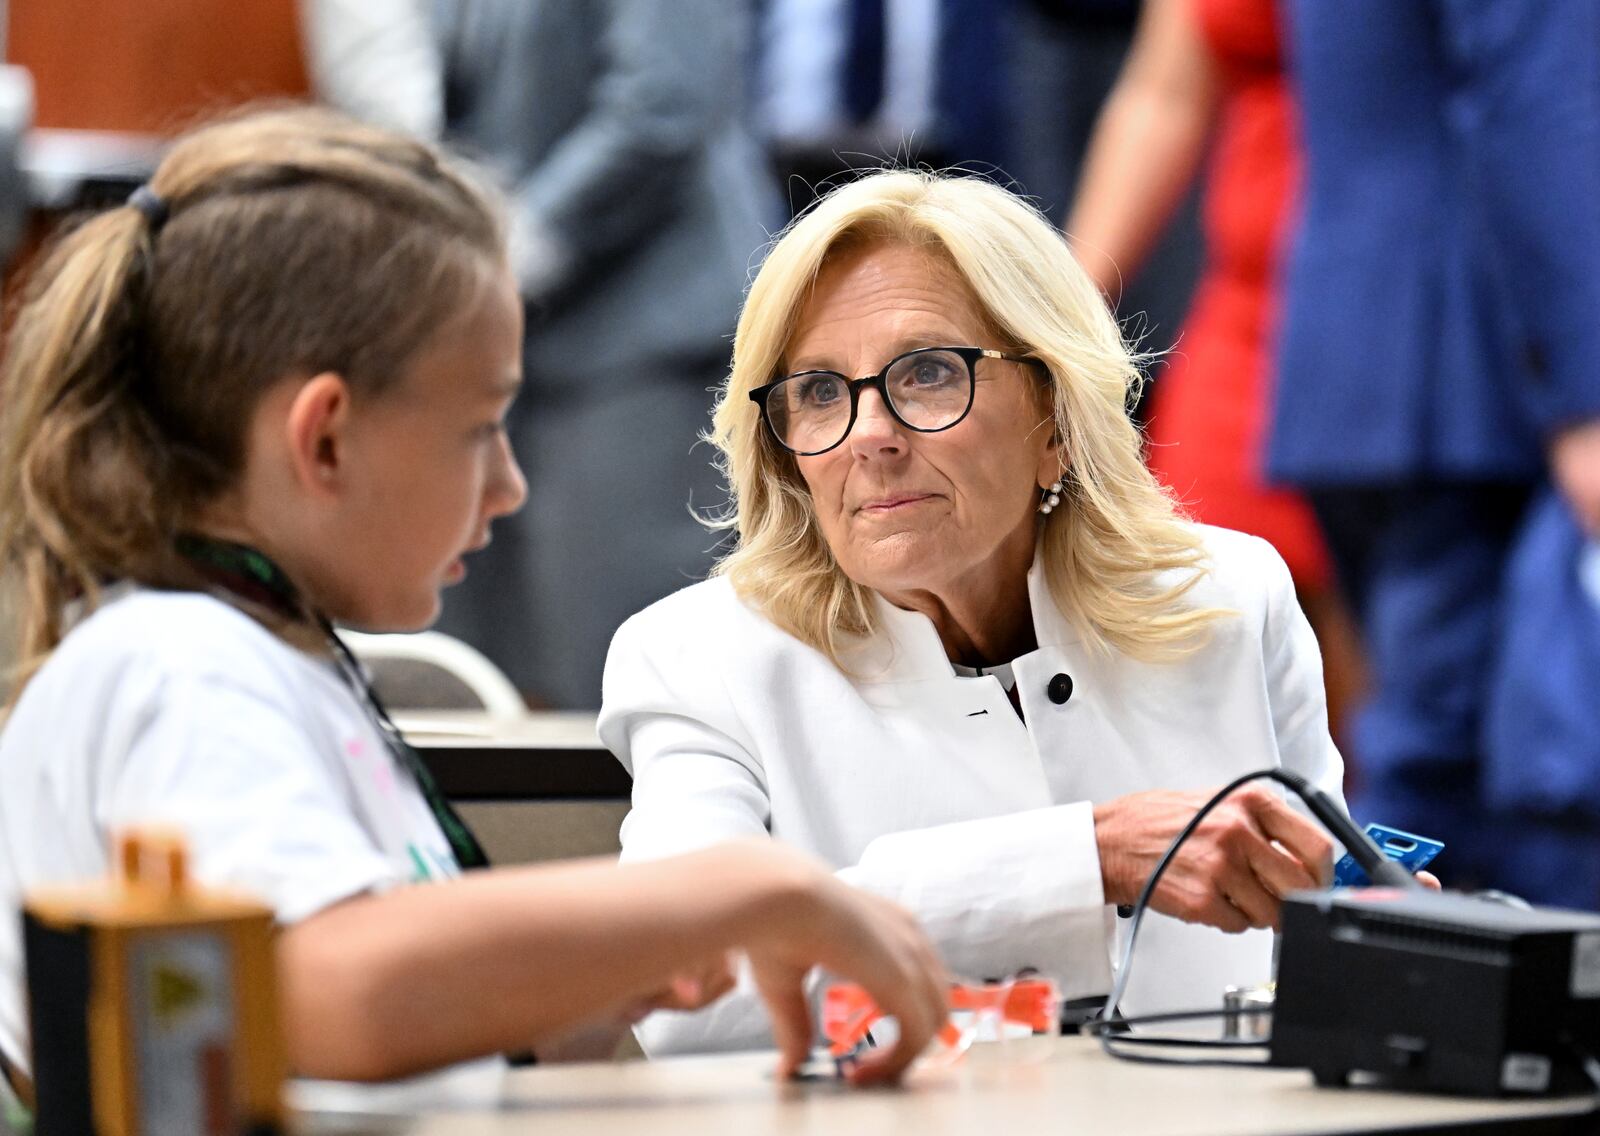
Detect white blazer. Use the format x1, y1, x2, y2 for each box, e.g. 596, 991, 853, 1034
599, 525, 1345, 1055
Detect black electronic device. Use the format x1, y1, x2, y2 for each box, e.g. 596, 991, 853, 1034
1271, 887, 1600, 1095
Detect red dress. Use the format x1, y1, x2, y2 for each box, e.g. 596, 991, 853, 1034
1145, 0, 1330, 589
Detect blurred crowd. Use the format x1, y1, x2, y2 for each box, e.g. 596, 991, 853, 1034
4, 0, 1599, 909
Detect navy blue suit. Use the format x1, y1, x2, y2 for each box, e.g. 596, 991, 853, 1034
1486, 490, 1600, 908
1275, 0, 1600, 483
1273, 0, 1600, 902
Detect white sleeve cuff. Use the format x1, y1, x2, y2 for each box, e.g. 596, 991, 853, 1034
848, 802, 1113, 998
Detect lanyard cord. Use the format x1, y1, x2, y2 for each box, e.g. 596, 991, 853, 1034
175, 534, 489, 871
320, 621, 489, 869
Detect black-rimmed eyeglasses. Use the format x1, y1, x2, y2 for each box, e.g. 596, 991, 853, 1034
748, 345, 1047, 457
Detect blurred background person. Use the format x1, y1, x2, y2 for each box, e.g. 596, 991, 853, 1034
297, 0, 441, 138
1271, 0, 1600, 906
1485, 485, 1600, 908
1009, 0, 1200, 363
432, 0, 779, 710
754, 0, 1010, 218
1065, 0, 1363, 744
304, 0, 780, 709
755, 0, 1196, 365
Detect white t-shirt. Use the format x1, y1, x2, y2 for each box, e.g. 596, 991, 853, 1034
0, 587, 460, 1075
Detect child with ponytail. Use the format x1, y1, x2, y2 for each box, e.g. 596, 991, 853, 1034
0, 107, 945, 1090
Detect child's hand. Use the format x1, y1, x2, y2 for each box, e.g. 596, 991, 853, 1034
531, 1013, 633, 1063
536, 955, 737, 1062
730, 844, 949, 1086
638, 953, 739, 1014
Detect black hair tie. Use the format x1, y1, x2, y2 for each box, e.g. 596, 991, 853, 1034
126, 184, 169, 232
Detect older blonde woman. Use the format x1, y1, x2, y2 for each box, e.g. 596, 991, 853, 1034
598, 170, 1343, 1055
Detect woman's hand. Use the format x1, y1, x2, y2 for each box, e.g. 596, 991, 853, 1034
1093, 785, 1334, 932
724, 842, 949, 1085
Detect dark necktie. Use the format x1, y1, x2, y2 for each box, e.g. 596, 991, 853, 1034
842, 0, 887, 124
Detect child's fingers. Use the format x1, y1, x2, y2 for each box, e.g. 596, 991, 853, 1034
843, 1034, 920, 1086
750, 958, 814, 1081
645, 953, 738, 1012
698, 955, 738, 1002
847, 990, 945, 1085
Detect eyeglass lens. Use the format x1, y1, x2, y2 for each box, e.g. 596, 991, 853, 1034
765, 347, 973, 454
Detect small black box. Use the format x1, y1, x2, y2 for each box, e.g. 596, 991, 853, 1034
1271, 889, 1600, 1095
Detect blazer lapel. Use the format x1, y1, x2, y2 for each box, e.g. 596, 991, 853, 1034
842, 586, 1053, 806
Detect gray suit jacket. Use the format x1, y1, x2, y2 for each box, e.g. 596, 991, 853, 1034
439, 0, 778, 385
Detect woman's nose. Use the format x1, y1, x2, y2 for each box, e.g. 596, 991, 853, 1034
848, 387, 905, 456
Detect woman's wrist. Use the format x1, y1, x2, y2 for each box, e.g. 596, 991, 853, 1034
1092, 800, 1133, 907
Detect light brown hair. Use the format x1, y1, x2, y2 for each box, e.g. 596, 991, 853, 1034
0, 105, 505, 683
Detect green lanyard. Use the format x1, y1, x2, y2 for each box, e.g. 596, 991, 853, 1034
175, 535, 490, 871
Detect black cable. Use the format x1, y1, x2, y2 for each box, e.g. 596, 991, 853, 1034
1106, 1037, 1265, 1051
1273, 769, 1417, 890
1097, 769, 1289, 1045
1093, 767, 1410, 1067
1562, 1035, 1600, 1095
1085, 1008, 1269, 1049
1093, 1011, 1273, 1068
1094, 1045, 1271, 1069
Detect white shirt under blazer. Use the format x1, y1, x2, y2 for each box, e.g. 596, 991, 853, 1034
599, 524, 1345, 1055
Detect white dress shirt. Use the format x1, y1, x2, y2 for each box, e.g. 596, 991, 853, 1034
298, 0, 444, 140
756, 0, 940, 151
599, 524, 1345, 1055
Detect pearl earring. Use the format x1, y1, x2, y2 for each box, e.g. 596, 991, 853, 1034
1037, 478, 1064, 515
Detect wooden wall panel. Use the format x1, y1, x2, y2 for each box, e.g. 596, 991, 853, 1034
9, 0, 309, 133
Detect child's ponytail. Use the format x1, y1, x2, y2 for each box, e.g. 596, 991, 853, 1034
0, 105, 506, 686
0, 200, 180, 673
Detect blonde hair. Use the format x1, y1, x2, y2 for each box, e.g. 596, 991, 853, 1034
0, 105, 505, 684
711, 170, 1226, 664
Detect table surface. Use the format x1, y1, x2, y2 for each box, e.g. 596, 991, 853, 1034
394, 710, 604, 750
328, 720, 1595, 1130
397, 711, 629, 802
294, 1037, 1598, 1136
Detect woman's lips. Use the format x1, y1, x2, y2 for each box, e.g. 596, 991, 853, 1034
858, 493, 937, 513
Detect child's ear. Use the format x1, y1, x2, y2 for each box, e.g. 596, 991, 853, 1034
283, 372, 352, 497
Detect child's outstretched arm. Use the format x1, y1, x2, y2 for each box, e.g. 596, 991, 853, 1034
277, 839, 947, 1083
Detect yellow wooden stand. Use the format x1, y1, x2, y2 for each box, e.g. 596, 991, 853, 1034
23, 830, 286, 1135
